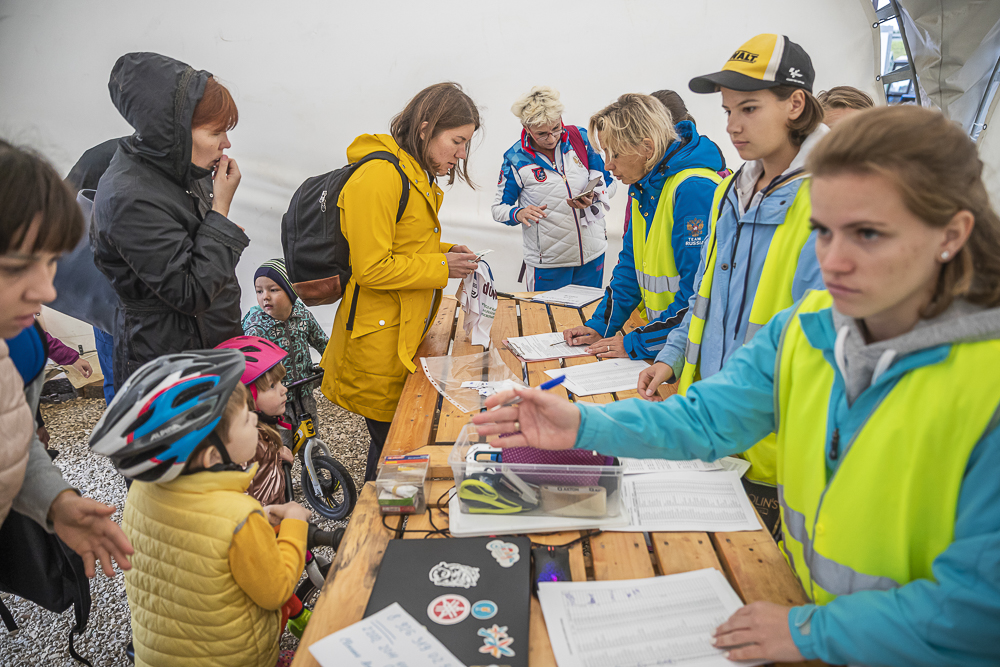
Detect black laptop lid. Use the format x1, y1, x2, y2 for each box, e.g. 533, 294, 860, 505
363, 536, 531, 667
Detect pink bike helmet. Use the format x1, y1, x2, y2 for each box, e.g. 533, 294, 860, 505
214, 336, 288, 400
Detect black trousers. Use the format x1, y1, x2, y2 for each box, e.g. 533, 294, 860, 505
364, 418, 392, 483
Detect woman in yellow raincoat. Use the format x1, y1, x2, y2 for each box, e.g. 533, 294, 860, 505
320, 82, 482, 481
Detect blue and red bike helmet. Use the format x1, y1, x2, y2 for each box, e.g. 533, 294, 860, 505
89, 349, 245, 483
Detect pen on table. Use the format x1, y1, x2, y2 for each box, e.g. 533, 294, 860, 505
496, 291, 535, 302
492, 374, 566, 409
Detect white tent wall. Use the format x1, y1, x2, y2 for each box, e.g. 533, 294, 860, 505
1, 0, 877, 335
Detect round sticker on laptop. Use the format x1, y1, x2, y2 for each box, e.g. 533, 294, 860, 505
471, 600, 498, 620
427, 594, 471, 625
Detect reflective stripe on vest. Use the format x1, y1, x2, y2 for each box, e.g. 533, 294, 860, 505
776, 290, 1000, 605
632, 168, 722, 321
677, 174, 813, 485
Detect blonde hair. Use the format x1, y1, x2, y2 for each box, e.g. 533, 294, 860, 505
808, 105, 1000, 318
588, 94, 677, 172
816, 86, 875, 112
511, 86, 564, 128
182, 383, 251, 473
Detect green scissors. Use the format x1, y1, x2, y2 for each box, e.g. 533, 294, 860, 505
459, 474, 532, 514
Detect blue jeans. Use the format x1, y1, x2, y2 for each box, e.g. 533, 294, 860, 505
524, 253, 604, 291
93, 327, 115, 404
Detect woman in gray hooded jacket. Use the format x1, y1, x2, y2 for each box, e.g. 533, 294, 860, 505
92, 52, 248, 389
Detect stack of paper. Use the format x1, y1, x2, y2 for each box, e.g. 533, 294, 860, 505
620, 471, 760, 532
531, 285, 605, 307
537, 569, 766, 667
620, 456, 751, 478
504, 332, 592, 362
544, 358, 651, 396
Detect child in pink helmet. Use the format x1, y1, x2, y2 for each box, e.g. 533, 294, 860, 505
216, 335, 295, 506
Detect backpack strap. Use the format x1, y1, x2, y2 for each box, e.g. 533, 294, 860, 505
563, 126, 589, 171
344, 151, 411, 332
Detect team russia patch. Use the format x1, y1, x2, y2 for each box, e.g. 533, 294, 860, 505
531, 167, 546, 182
685, 217, 706, 246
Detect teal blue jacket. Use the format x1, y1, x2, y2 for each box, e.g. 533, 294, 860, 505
574, 301, 1000, 666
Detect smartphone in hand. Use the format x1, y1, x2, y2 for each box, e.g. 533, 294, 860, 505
573, 177, 603, 201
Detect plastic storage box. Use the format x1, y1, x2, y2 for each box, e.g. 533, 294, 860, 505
376, 454, 430, 514
448, 424, 623, 518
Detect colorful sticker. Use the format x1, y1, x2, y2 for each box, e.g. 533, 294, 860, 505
429, 561, 481, 589
427, 594, 470, 625
486, 539, 520, 568
471, 600, 498, 620
477, 624, 515, 658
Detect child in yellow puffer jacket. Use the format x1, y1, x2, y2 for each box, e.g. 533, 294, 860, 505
88, 350, 310, 667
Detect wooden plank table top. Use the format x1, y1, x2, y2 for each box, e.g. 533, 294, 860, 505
293, 296, 820, 667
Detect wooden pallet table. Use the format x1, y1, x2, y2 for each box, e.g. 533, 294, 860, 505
293, 296, 821, 667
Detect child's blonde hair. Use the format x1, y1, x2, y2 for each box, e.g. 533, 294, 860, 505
182, 383, 250, 472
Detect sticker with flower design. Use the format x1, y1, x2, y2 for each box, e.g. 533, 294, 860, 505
477, 624, 515, 658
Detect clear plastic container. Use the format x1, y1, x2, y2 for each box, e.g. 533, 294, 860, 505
376, 454, 430, 515
448, 424, 623, 518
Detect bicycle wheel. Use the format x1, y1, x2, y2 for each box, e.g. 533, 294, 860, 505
301, 456, 358, 520
295, 557, 331, 608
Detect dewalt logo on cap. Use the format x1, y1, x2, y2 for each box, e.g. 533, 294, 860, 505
729, 50, 759, 64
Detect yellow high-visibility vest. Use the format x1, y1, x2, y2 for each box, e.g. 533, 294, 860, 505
677, 173, 813, 485
776, 290, 1000, 604
632, 168, 722, 321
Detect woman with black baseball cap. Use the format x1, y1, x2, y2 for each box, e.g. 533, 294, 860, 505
635, 34, 828, 532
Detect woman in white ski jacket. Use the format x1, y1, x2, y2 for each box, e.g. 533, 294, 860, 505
492, 86, 616, 290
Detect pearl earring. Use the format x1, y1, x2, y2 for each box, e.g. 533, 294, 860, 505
941, 251, 951, 260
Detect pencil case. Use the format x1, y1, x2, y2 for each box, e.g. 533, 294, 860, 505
501, 447, 613, 486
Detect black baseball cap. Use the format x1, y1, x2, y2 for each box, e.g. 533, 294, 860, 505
689, 34, 815, 94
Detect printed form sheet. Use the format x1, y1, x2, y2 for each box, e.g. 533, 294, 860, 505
504, 332, 593, 362
309, 602, 464, 667
545, 358, 652, 396
620, 471, 761, 532
531, 285, 606, 307
620, 456, 751, 477
537, 569, 766, 667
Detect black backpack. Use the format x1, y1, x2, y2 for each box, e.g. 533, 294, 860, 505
280, 151, 409, 309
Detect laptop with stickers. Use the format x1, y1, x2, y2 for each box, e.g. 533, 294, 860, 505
363, 536, 531, 667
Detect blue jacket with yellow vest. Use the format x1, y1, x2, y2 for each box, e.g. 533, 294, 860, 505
571, 293, 1000, 667
585, 121, 726, 359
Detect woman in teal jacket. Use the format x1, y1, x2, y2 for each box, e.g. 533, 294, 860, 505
473, 106, 1000, 666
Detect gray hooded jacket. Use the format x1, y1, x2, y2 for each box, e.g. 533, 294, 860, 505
92, 52, 249, 389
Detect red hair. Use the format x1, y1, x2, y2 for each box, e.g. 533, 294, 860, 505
191, 77, 238, 132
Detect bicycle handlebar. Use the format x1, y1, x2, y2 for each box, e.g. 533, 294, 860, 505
307, 523, 344, 551
285, 365, 325, 390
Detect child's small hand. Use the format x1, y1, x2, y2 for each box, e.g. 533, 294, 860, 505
279, 446, 294, 463
268, 502, 312, 523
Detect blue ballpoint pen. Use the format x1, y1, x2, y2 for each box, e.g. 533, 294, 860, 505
494, 374, 566, 409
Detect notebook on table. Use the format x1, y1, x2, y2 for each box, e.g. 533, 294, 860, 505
363, 536, 532, 667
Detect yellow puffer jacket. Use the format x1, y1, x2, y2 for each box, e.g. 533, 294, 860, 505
321, 133, 453, 422
122, 467, 278, 667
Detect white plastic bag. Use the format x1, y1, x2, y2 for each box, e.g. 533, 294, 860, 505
458, 260, 496, 348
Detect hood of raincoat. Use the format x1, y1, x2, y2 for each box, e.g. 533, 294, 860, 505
108, 52, 213, 186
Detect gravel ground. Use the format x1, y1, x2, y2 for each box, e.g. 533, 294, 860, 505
1, 390, 369, 667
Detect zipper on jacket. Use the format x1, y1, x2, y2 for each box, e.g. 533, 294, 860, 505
829, 427, 840, 461
562, 170, 585, 265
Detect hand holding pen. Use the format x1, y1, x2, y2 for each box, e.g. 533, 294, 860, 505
471, 375, 579, 450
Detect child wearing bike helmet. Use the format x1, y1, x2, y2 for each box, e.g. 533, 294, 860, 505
89, 349, 311, 667
216, 336, 295, 506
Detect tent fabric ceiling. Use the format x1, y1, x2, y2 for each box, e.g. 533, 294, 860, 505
895, 0, 1000, 138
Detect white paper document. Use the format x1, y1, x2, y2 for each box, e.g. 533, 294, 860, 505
448, 495, 630, 537
531, 284, 606, 307
537, 569, 766, 667
620, 458, 724, 474
620, 471, 761, 532
545, 358, 651, 396
309, 602, 464, 667
620, 456, 751, 478
504, 332, 593, 361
